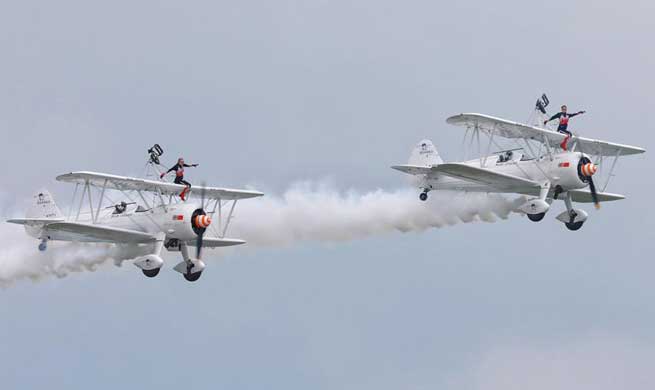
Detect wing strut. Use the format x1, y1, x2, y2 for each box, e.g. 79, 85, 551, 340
603, 149, 622, 191
222, 200, 238, 238
481, 127, 496, 167
68, 183, 79, 221
94, 179, 108, 223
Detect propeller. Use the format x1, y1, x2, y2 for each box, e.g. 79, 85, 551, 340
587, 172, 600, 209
575, 138, 600, 209
196, 182, 207, 259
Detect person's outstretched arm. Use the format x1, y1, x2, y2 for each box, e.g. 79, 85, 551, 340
160, 164, 178, 178
544, 112, 561, 124
568, 110, 586, 118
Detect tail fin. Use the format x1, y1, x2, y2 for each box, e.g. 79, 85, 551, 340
408, 140, 443, 167
26, 190, 63, 219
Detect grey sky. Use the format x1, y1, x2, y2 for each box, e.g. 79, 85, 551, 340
1, 0, 654, 389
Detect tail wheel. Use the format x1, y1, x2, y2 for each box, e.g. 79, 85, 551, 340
527, 212, 546, 222
183, 271, 202, 282
419, 192, 428, 201
565, 221, 584, 231
142, 268, 161, 278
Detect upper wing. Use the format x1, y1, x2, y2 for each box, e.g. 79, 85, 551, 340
435, 163, 541, 195
447, 113, 565, 147
574, 136, 645, 157
446, 113, 645, 156
56, 171, 264, 200
43, 222, 158, 243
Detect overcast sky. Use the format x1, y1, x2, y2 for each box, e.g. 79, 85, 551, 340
1, 1, 654, 389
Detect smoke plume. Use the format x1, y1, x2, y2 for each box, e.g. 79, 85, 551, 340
0, 183, 524, 285
228, 183, 525, 247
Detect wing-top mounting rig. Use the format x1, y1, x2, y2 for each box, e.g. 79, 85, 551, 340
7, 144, 264, 282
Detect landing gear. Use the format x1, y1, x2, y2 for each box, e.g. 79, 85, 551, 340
182, 261, 203, 282
564, 209, 584, 230
519, 182, 551, 222
183, 271, 202, 282
419, 190, 429, 201
173, 243, 206, 282
142, 268, 161, 278
38, 240, 47, 252
527, 212, 546, 222
565, 221, 585, 231
555, 193, 588, 231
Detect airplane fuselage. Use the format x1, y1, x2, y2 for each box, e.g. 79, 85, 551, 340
421, 151, 590, 194
26, 202, 206, 243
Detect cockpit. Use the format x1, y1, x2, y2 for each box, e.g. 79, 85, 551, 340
496, 149, 532, 164
113, 201, 128, 215
111, 202, 148, 215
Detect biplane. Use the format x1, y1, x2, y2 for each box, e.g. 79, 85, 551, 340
392, 105, 645, 231
7, 147, 263, 282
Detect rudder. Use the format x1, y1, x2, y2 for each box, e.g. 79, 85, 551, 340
27, 190, 63, 219
408, 140, 443, 166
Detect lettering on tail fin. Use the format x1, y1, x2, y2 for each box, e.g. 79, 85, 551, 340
27, 190, 63, 219
409, 140, 443, 167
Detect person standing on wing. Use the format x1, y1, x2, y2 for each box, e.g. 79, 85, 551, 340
160, 157, 198, 201
544, 105, 586, 150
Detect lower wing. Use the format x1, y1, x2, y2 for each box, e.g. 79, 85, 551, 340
392, 163, 541, 196
8, 219, 158, 244
568, 190, 625, 203
185, 237, 246, 248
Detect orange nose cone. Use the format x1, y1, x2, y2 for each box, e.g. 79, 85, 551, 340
581, 163, 597, 177
195, 215, 212, 228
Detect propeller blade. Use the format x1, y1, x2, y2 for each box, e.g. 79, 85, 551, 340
196, 229, 204, 259
575, 139, 601, 210
196, 182, 207, 259
588, 175, 601, 210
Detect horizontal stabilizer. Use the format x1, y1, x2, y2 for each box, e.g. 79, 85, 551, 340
7, 218, 65, 226
391, 164, 433, 175
568, 190, 625, 203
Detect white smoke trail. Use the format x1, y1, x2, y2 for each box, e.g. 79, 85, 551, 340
0, 222, 149, 287
229, 182, 525, 247
0, 183, 525, 285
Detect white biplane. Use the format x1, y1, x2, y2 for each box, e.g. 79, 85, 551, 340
7, 151, 263, 282
392, 110, 645, 231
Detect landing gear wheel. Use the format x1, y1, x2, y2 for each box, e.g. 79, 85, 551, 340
142, 268, 161, 278
183, 271, 202, 282
419, 192, 428, 201
527, 212, 546, 222
565, 221, 585, 231
38, 242, 47, 252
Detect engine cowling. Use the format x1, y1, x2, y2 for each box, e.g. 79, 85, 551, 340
159, 203, 214, 242
550, 153, 598, 192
